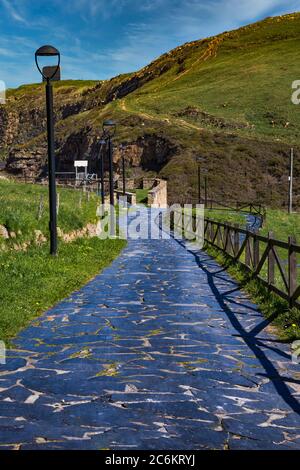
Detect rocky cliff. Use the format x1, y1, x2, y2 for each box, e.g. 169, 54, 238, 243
1, 13, 300, 207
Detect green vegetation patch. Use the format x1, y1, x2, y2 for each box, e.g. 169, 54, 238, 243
0, 237, 126, 343
0, 179, 99, 243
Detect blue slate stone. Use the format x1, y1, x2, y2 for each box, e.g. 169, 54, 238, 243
0, 209, 299, 449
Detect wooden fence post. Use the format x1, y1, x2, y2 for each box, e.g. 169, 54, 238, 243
37, 195, 44, 220
228, 227, 234, 256
217, 223, 222, 248
207, 221, 211, 243
245, 234, 251, 267
224, 226, 229, 253
234, 224, 240, 258
57, 193, 60, 216
210, 222, 215, 244
253, 232, 260, 270
288, 236, 297, 307
268, 231, 275, 286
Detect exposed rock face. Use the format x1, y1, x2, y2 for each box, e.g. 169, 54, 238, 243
5, 127, 178, 179
56, 127, 95, 173
6, 147, 47, 177
114, 135, 178, 172
0, 108, 20, 147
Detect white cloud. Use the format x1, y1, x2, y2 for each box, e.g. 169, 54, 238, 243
1, 0, 300, 87
0, 0, 27, 23
101, 0, 300, 74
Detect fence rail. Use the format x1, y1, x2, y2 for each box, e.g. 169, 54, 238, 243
204, 218, 300, 309
172, 210, 300, 309
198, 199, 266, 220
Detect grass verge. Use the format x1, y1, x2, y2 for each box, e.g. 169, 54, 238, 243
0, 237, 126, 344
0, 179, 99, 244
205, 243, 300, 342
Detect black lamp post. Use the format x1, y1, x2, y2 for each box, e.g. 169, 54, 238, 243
102, 120, 116, 207
196, 157, 204, 204
120, 144, 126, 195
98, 138, 106, 206
204, 173, 208, 208
35, 45, 60, 256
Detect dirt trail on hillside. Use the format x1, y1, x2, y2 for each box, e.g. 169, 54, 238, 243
116, 35, 231, 133
118, 97, 202, 133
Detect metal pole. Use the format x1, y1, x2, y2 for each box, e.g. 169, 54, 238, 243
46, 78, 57, 256
198, 164, 201, 204
205, 175, 208, 208
122, 155, 126, 195
288, 148, 294, 214
99, 145, 105, 205
108, 136, 114, 207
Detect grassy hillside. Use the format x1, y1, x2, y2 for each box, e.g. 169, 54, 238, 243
125, 14, 300, 142
1, 13, 300, 206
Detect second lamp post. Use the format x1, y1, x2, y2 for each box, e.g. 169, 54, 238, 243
102, 120, 116, 207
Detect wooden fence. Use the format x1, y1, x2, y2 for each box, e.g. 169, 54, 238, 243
172, 210, 300, 309
198, 199, 266, 220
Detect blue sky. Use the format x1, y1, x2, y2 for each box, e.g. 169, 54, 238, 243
1, 0, 300, 88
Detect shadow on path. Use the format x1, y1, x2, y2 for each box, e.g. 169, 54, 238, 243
175, 238, 300, 414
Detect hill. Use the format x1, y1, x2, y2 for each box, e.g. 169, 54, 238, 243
1, 12, 300, 206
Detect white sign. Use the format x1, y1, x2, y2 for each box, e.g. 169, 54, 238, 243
0, 341, 6, 365
74, 160, 88, 168
0, 81, 6, 105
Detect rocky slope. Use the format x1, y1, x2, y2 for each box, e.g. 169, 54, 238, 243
1, 13, 300, 206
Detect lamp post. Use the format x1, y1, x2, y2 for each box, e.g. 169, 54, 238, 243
98, 138, 106, 206
102, 120, 116, 207
204, 174, 208, 208
196, 157, 207, 205
196, 157, 205, 204
35, 45, 60, 256
120, 144, 126, 195
288, 148, 294, 214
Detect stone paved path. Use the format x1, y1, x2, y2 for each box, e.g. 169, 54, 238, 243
1, 212, 300, 450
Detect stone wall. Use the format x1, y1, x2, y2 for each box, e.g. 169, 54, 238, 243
148, 179, 168, 208
116, 178, 135, 191
142, 178, 156, 190
114, 191, 137, 206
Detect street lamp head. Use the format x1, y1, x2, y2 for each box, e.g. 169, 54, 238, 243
102, 119, 116, 137
35, 45, 60, 56
35, 45, 60, 81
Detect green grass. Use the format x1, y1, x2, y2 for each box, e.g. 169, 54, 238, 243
206, 207, 300, 292
205, 209, 245, 225
134, 189, 149, 204
262, 209, 300, 241
0, 179, 126, 342
0, 179, 99, 244
0, 237, 126, 343
124, 13, 300, 143
258, 209, 300, 288
205, 244, 300, 342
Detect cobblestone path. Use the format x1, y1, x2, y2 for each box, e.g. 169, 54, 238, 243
0, 216, 300, 449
